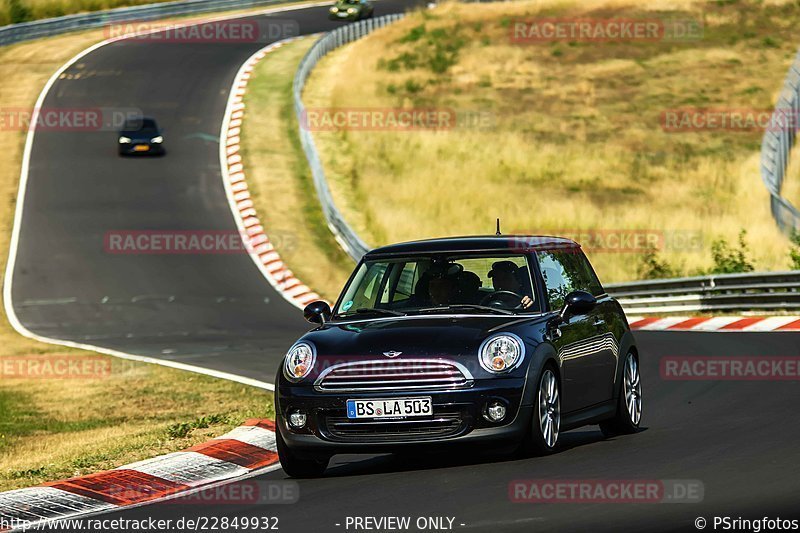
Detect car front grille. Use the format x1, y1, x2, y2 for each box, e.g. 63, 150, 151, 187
321, 409, 467, 442
314, 359, 473, 392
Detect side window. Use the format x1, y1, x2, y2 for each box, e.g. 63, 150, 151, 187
573, 252, 604, 296
536, 248, 603, 310
536, 251, 575, 311
384, 261, 417, 304
350, 263, 387, 309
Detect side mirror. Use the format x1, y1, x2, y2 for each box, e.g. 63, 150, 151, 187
303, 300, 332, 324
558, 290, 596, 320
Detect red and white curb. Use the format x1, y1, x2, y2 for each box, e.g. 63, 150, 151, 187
628, 316, 800, 332
220, 37, 326, 311
0, 420, 279, 531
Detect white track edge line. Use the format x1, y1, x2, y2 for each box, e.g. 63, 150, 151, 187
1, 3, 334, 392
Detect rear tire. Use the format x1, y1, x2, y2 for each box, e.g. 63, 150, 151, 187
600, 351, 642, 437
519, 365, 560, 456
276, 427, 329, 478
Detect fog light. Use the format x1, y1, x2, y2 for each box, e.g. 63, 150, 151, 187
288, 410, 307, 429
484, 401, 506, 423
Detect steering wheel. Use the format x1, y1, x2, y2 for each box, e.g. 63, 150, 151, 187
480, 290, 523, 308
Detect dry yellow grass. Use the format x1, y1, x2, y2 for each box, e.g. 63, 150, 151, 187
303, 0, 800, 282
240, 37, 354, 301
0, 0, 233, 26
0, 359, 273, 491
785, 150, 800, 218
0, 4, 315, 491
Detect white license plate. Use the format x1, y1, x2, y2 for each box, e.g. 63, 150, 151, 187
346, 397, 432, 419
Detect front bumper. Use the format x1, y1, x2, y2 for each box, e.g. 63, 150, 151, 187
276, 378, 531, 458
119, 142, 164, 155
329, 11, 357, 20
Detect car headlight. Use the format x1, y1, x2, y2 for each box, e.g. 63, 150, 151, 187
118, 136, 132, 144
330, 6, 338, 12
479, 333, 524, 373
347, 7, 356, 13
283, 342, 316, 382
151, 136, 163, 143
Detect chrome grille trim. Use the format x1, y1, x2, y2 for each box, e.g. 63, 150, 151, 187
322, 411, 466, 442
314, 358, 474, 392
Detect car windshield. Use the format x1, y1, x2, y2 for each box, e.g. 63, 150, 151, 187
121, 118, 157, 134
334, 254, 538, 317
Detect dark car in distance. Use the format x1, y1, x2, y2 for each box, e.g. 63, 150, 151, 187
118, 117, 164, 155
275, 235, 642, 477
328, 0, 374, 21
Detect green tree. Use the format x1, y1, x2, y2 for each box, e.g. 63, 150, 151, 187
710, 230, 754, 274
790, 230, 800, 270
8, 0, 32, 23
638, 248, 681, 279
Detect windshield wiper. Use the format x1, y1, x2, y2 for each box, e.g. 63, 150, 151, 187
416, 304, 515, 315
352, 307, 406, 317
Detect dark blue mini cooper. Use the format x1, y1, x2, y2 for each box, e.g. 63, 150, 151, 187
275, 236, 642, 477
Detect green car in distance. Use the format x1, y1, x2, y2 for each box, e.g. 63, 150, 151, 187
328, 0, 374, 21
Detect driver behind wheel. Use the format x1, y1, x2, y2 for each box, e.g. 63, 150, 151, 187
487, 260, 534, 309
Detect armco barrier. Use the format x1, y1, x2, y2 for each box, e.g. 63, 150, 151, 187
293, 14, 404, 262
760, 49, 800, 235
605, 271, 800, 314
0, 0, 289, 46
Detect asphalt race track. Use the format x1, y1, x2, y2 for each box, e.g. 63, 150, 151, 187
102, 331, 800, 532
10, 1, 415, 381
9, 2, 800, 532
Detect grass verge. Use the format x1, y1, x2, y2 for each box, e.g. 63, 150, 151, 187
0, 361, 273, 492
0, 5, 318, 492
302, 0, 800, 282
239, 36, 354, 302
1, 0, 258, 26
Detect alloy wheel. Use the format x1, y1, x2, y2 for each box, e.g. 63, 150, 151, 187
624, 354, 642, 425
538, 369, 560, 448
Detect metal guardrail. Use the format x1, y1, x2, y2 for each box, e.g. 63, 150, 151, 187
293, 14, 404, 262
605, 271, 800, 314
760, 49, 800, 235
0, 0, 287, 46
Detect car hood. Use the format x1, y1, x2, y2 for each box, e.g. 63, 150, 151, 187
299, 314, 548, 360
120, 130, 158, 140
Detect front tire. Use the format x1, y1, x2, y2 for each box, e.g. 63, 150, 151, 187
520, 365, 560, 456
276, 427, 329, 478
600, 351, 642, 437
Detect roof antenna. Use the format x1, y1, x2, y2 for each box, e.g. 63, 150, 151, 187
495, 218, 501, 236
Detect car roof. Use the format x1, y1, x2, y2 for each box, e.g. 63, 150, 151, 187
365, 235, 580, 257
121, 117, 158, 130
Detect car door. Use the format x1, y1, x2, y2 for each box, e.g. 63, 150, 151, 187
537, 249, 617, 412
